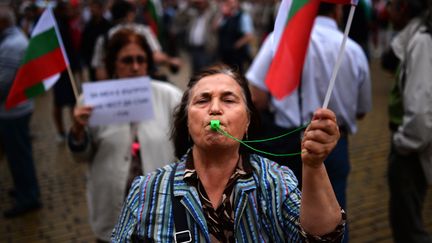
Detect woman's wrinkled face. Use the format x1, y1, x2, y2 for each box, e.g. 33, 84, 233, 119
187, 73, 250, 150
115, 42, 148, 78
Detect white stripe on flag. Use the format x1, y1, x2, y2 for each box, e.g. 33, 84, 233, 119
272, 0, 293, 56
30, 7, 70, 66
42, 73, 61, 91
31, 8, 55, 37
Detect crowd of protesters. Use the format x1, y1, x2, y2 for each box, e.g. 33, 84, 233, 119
7, 0, 397, 78
8, 0, 278, 80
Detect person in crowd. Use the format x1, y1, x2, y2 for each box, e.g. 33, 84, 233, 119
81, 0, 112, 81
381, 0, 432, 242
370, 0, 391, 58
91, 0, 180, 81
215, 0, 254, 74
159, 0, 180, 60
68, 28, 182, 242
178, 0, 219, 74
53, 1, 80, 142
134, 0, 163, 41
246, 3, 372, 242
68, 0, 83, 57
0, 5, 41, 218
112, 64, 345, 242
17, 2, 40, 37
248, 0, 278, 45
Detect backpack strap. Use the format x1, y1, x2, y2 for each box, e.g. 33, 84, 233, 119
170, 163, 192, 243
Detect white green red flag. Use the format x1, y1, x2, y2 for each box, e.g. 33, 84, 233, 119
6, 7, 68, 109
265, 0, 359, 100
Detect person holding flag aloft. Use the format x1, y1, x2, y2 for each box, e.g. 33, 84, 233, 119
3, 2, 81, 218
112, 64, 346, 242
246, 1, 371, 242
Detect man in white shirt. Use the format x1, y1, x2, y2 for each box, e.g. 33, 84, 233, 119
246, 3, 372, 242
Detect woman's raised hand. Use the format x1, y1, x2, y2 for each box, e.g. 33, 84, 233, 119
301, 109, 340, 168
73, 105, 93, 128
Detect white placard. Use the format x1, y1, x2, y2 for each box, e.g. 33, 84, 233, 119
83, 76, 154, 126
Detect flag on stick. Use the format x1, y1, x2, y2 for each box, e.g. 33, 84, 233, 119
6, 7, 69, 109
265, 0, 359, 100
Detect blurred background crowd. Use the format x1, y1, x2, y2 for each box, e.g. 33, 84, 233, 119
5, 0, 392, 82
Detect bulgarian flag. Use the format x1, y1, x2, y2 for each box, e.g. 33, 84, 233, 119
6, 7, 69, 109
265, 0, 359, 100
144, 0, 162, 41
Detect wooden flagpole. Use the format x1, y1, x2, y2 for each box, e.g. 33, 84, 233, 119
66, 65, 80, 101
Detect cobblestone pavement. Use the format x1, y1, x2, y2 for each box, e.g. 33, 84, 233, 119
0, 58, 431, 242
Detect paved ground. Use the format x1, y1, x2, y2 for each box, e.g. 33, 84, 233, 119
0, 56, 431, 242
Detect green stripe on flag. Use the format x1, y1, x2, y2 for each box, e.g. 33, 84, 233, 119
21, 28, 60, 65
288, 0, 310, 21
24, 83, 45, 98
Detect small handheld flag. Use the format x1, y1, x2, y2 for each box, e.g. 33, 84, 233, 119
265, 0, 320, 100
6, 7, 69, 109
265, 0, 359, 100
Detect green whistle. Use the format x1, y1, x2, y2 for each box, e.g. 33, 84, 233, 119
210, 120, 220, 131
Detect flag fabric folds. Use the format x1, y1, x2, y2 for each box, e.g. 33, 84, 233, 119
6, 7, 68, 109
265, 0, 320, 100
265, 0, 359, 100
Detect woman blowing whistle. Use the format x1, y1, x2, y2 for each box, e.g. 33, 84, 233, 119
112, 64, 345, 242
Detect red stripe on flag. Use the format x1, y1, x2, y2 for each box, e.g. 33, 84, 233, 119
265, 0, 319, 99
6, 48, 66, 108
5, 89, 27, 109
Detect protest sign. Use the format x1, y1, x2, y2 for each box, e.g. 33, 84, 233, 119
83, 76, 154, 126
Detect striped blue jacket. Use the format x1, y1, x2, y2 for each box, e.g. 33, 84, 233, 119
112, 154, 303, 242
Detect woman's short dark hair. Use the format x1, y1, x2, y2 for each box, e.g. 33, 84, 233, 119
171, 64, 260, 158
104, 28, 155, 78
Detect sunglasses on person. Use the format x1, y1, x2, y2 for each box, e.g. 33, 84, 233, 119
119, 55, 147, 65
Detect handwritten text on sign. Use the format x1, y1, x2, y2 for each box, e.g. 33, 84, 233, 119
83, 76, 154, 126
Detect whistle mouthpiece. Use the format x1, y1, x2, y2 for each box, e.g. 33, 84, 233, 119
210, 120, 220, 131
